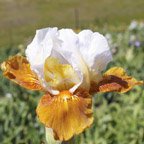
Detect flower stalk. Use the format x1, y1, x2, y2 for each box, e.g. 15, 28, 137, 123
45, 128, 61, 144
45, 128, 74, 144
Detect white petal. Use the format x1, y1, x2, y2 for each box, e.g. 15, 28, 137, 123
57, 29, 90, 92
78, 30, 112, 81
26, 27, 59, 69
25, 27, 61, 94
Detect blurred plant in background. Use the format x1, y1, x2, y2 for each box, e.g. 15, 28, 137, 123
128, 20, 144, 49
0, 21, 144, 144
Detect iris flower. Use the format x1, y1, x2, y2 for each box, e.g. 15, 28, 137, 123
1, 28, 143, 141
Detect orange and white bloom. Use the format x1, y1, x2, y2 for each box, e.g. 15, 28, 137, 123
1, 28, 143, 141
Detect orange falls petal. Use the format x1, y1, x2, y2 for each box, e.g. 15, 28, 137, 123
36, 90, 93, 141
90, 67, 143, 94
1, 55, 43, 90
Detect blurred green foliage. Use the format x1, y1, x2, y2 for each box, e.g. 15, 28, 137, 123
1, 0, 144, 47
0, 23, 144, 144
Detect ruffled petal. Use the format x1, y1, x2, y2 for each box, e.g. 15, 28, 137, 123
25, 27, 61, 84
78, 30, 113, 81
36, 90, 93, 141
90, 67, 143, 94
58, 29, 90, 91
1, 55, 43, 90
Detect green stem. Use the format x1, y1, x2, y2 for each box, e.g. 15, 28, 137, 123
45, 127, 74, 144
45, 128, 61, 144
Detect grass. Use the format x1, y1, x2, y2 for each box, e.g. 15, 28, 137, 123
0, 0, 144, 47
